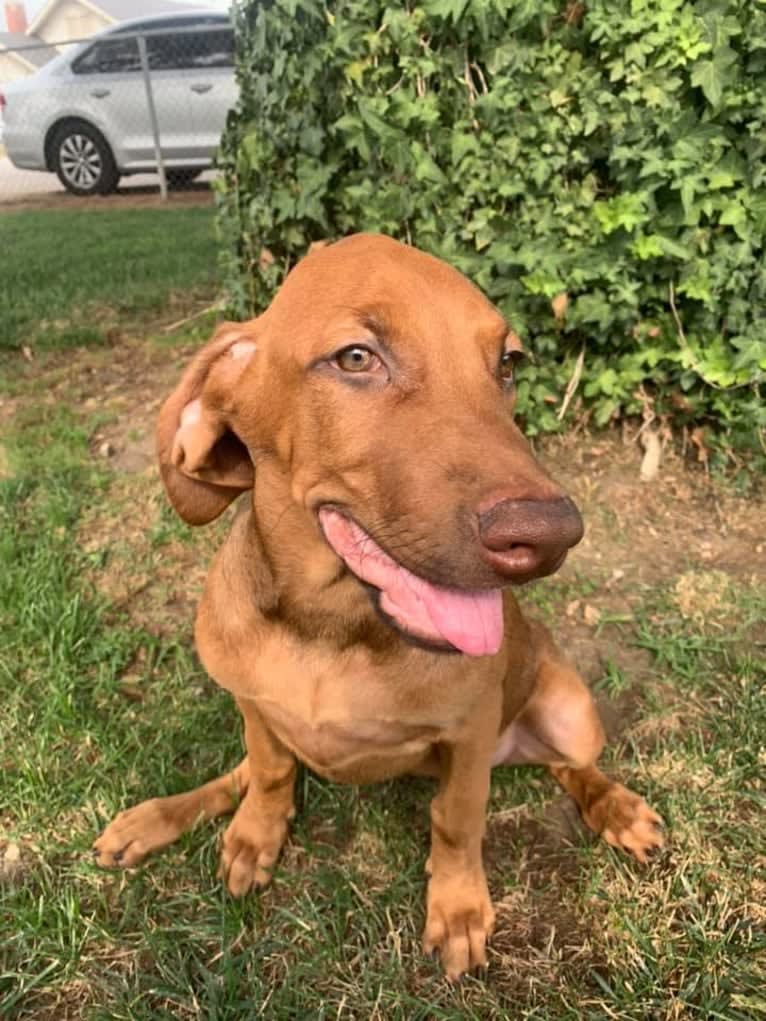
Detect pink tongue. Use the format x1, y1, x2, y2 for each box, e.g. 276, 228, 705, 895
319, 509, 503, 657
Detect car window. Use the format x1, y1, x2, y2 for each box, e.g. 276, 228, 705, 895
145, 33, 185, 71
177, 29, 235, 70
71, 27, 233, 75
72, 37, 140, 75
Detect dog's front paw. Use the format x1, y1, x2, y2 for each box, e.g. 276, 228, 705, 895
93, 798, 180, 868
218, 806, 288, 896
423, 870, 495, 980
585, 783, 664, 864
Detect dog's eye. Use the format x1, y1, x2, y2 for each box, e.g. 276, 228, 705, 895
500, 351, 519, 386
335, 346, 378, 373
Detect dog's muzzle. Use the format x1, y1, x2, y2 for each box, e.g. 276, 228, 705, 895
477, 496, 584, 583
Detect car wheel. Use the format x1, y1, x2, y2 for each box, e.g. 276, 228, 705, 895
52, 121, 119, 196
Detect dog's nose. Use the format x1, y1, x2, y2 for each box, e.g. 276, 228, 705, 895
477, 497, 584, 582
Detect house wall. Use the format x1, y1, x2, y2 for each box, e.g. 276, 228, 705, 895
35, 1, 110, 49
0, 50, 32, 87
5, 3, 29, 34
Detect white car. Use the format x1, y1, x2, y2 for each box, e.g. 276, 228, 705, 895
1, 10, 236, 195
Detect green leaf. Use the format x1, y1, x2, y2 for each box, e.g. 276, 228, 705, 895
451, 131, 479, 165
719, 201, 746, 226
594, 193, 649, 234
657, 236, 693, 260
357, 102, 394, 139
707, 170, 736, 189
421, 0, 469, 22
691, 59, 724, 108
632, 234, 664, 260
680, 178, 699, 217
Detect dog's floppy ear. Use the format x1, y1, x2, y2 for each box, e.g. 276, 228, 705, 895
157, 321, 258, 525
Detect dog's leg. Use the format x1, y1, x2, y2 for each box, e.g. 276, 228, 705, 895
422, 689, 501, 980
218, 698, 296, 896
496, 644, 664, 863
93, 756, 250, 867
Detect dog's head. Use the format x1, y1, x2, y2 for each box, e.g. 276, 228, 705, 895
158, 234, 583, 656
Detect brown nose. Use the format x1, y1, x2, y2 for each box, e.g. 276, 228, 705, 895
478, 497, 584, 582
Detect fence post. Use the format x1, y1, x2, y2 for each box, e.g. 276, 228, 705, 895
137, 33, 168, 201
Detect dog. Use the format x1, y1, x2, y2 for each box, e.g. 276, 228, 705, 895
94, 234, 663, 979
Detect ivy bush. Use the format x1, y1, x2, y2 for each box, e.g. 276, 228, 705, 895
216, 0, 766, 449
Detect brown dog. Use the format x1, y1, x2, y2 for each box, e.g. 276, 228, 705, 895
94, 234, 663, 979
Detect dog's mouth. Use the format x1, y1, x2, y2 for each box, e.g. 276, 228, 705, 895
318, 508, 503, 657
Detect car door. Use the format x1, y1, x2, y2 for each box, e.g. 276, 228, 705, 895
70, 31, 195, 167
179, 27, 238, 160
69, 35, 152, 166
141, 30, 196, 164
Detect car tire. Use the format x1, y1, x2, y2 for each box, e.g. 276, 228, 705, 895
52, 120, 120, 196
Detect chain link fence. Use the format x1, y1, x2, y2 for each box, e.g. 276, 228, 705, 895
0, 20, 234, 204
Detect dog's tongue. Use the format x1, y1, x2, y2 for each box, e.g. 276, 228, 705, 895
319, 509, 503, 657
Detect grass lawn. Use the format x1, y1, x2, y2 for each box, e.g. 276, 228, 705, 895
1, 213, 764, 1019
0, 205, 219, 353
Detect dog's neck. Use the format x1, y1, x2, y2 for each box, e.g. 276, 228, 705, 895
243, 464, 398, 655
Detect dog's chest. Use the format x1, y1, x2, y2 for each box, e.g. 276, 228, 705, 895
207, 630, 469, 780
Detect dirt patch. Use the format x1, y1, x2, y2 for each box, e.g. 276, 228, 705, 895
491, 885, 602, 990
672, 568, 732, 623
70, 342, 232, 634
520, 430, 765, 692
483, 806, 609, 1003
539, 430, 764, 589
486, 799, 584, 879
23, 333, 200, 473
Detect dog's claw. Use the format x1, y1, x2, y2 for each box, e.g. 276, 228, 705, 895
218, 814, 287, 897
423, 872, 494, 981
582, 782, 665, 864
